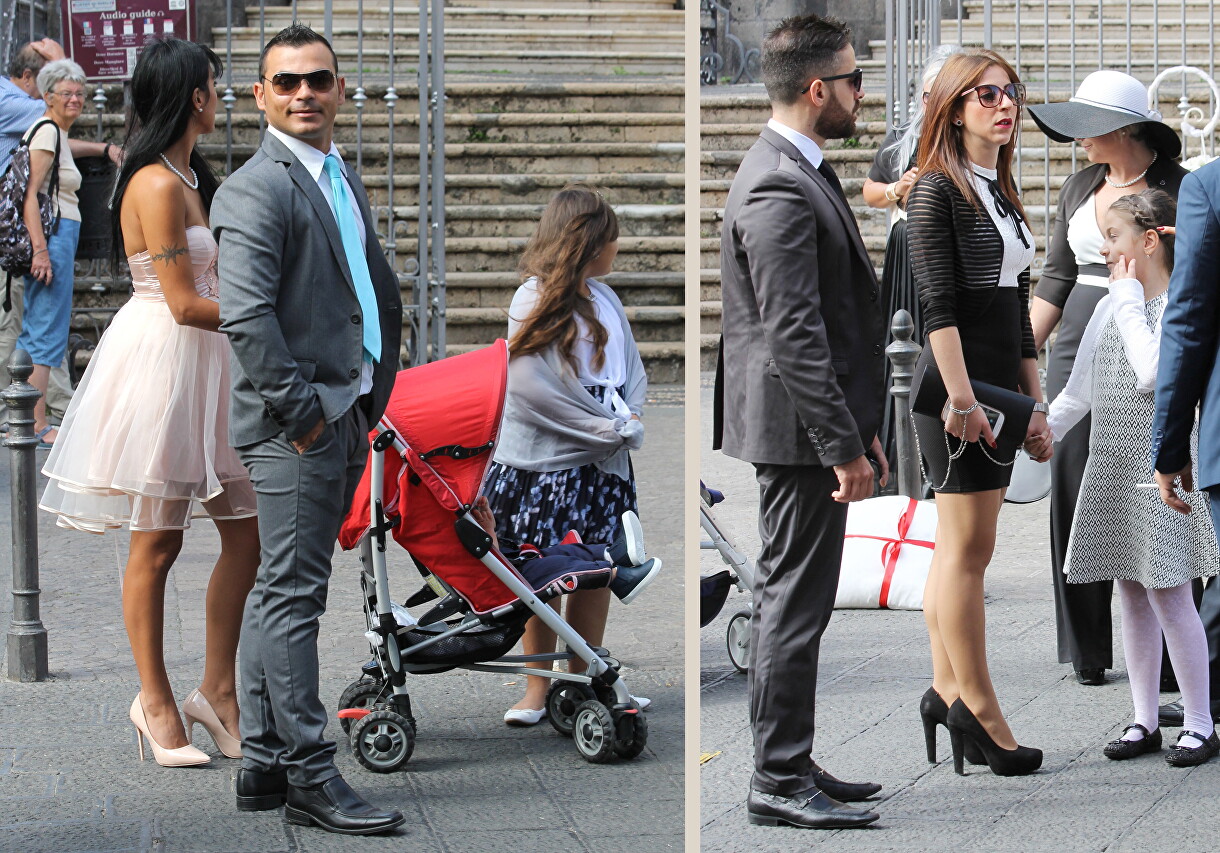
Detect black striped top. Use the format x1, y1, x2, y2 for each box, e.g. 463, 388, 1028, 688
907, 171, 1037, 359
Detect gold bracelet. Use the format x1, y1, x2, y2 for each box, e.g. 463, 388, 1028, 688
885, 182, 901, 202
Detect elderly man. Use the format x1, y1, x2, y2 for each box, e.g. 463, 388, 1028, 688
0, 38, 118, 428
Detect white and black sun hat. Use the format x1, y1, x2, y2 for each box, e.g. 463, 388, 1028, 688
1029, 70, 1181, 159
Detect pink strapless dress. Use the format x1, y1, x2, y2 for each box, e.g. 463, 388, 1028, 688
40, 226, 256, 532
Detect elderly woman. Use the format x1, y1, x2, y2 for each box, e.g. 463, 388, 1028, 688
1028, 71, 1187, 688
19, 58, 86, 448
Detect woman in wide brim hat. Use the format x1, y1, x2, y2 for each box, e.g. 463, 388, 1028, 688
1028, 69, 1187, 692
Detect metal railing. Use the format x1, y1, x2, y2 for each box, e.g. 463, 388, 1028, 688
886, 0, 1220, 268
0, 0, 52, 71
699, 0, 758, 86
17, 1, 447, 366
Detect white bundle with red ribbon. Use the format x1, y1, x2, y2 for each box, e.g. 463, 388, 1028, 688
834, 495, 936, 610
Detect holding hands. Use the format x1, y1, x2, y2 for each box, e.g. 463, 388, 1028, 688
1023, 413, 1053, 462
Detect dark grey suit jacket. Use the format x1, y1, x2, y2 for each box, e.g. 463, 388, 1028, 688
714, 126, 885, 467
213, 133, 403, 447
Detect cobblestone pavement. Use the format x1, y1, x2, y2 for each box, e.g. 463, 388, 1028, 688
698, 376, 1219, 853
0, 387, 684, 853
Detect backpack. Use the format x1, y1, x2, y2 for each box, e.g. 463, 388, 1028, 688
0, 117, 60, 311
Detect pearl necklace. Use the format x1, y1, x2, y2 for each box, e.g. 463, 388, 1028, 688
160, 153, 199, 190
1105, 150, 1157, 189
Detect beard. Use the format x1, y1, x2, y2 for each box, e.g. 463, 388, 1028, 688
814, 94, 857, 140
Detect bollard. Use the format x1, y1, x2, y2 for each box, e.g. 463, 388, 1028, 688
886, 310, 923, 500
3, 350, 48, 682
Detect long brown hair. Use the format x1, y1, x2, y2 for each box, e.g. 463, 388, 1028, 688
916, 49, 1026, 221
510, 185, 620, 374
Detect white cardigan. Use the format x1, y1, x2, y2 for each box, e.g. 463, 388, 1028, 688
1047, 278, 1163, 441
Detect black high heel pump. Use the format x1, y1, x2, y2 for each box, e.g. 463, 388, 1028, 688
945, 698, 1042, 777
919, 687, 984, 765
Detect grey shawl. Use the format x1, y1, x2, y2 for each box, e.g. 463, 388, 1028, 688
493, 278, 647, 479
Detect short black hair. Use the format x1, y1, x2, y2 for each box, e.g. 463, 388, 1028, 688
761, 15, 852, 106
6, 42, 48, 80
258, 22, 338, 81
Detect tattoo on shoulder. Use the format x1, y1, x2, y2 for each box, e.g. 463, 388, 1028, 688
150, 244, 189, 265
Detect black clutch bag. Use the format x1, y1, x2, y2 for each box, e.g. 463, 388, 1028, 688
910, 358, 1035, 460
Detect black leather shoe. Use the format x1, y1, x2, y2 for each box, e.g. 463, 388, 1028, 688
284, 775, 406, 835
1075, 668, 1106, 686
1159, 700, 1220, 727
236, 767, 288, 812
1103, 724, 1162, 760
810, 765, 881, 802
1165, 730, 1220, 767
746, 787, 879, 829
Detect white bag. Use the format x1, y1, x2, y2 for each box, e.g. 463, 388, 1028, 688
834, 495, 937, 610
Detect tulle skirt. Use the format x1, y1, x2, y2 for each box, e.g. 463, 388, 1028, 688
39, 296, 257, 532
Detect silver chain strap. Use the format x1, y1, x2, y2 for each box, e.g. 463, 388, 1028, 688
910, 410, 1016, 493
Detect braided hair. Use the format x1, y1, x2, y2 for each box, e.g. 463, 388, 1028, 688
1108, 188, 1176, 271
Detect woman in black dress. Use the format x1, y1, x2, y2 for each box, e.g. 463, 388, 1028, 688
1027, 71, 1186, 687
863, 44, 961, 466
906, 49, 1050, 777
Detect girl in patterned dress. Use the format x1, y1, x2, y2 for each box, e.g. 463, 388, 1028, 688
484, 185, 651, 725
1046, 190, 1220, 766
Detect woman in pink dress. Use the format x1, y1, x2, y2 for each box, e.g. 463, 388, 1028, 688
40, 38, 258, 767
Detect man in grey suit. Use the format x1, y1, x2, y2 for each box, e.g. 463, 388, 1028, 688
713, 15, 887, 829
213, 24, 404, 835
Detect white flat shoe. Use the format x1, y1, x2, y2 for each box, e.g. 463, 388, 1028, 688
633, 696, 652, 711
504, 706, 547, 727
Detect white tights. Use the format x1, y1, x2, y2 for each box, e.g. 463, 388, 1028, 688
1118, 579, 1213, 748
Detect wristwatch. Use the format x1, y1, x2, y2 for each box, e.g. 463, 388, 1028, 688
1032, 402, 1049, 415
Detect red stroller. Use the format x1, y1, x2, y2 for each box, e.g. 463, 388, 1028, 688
335, 341, 647, 770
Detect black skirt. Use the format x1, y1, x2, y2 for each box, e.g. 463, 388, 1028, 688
912, 287, 1024, 493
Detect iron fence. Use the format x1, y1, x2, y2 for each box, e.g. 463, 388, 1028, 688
5, 1, 446, 366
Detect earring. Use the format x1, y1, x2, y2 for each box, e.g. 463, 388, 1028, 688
954, 119, 963, 126
197, 107, 203, 113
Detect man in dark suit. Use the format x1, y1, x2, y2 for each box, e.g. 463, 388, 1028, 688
713, 14, 888, 830
213, 24, 404, 834
1153, 159, 1220, 727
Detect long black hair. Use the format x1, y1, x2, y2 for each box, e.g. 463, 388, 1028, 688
111, 38, 222, 266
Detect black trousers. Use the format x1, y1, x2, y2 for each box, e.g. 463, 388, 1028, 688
749, 463, 847, 796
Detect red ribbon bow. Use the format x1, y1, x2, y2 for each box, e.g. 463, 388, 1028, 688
844, 498, 935, 608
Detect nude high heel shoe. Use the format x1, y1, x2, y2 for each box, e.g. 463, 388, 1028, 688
129, 695, 210, 767
182, 688, 243, 759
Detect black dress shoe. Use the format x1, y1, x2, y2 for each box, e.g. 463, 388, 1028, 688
1103, 724, 1162, 760
285, 775, 406, 835
1159, 699, 1220, 727
236, 767, 288, 812
746, 787, 879, 829
1165, 730, 1220, 767
810, 766, 881, 802
1074, 668, 1106, 686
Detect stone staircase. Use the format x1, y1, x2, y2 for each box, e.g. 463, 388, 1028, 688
699, 0, 1214, 369
74, 0, 685, 382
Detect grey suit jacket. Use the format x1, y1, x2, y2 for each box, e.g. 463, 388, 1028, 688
213, 132, 403, 447
714, 127, 885, 468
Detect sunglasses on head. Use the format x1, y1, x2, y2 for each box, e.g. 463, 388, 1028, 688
799, 68, 864, 95
960, 82, 1026, 108
263, 69, 336, 96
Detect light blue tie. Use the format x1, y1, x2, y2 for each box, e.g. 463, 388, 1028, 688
323, 154, 380, 363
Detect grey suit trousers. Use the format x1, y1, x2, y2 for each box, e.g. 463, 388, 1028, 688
237, 402, 369, 786
749, 462, 848, 796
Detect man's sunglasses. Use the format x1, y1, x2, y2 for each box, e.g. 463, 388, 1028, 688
263, 69, 336, 96
799, 68, 864, 95
960, 83, 1026, 108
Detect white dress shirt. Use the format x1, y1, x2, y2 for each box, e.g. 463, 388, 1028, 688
267, 125, 373, 394
766, 117, 824, 169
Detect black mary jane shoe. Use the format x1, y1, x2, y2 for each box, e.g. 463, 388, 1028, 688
1165, 730, 1220, 768
1103, 724, 1162, 761
811, 765, 881, 802
1075, 668, 1106, 686
746, 787, 879, 829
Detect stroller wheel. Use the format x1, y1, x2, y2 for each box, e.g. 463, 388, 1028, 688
350, 709, 415, 773
726, 608, 751, 673
338, 679, 387, 735
612, 710, 649, 760
546, 681, 596, 738
572, 700, 617, 764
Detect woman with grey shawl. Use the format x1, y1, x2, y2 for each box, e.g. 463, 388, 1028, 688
485, 185, 652, 726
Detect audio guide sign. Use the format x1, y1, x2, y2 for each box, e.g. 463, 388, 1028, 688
60, 0, 194, 80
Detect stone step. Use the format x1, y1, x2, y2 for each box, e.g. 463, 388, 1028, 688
387, 202, 683, 239
220, 26, 682, 53
444, 339, 684, 383
447, 0, 679, 10
253, 6, 684, 29
445, 270, 682, 308
444, 304, 684, 345
443, 235, 683, 273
